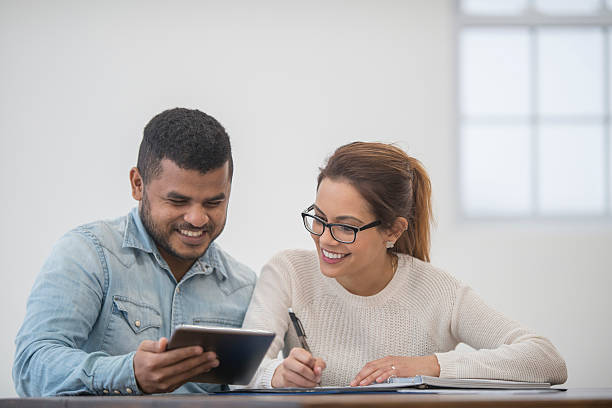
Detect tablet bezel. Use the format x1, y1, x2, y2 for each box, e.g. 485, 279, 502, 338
167, 324, 275, 385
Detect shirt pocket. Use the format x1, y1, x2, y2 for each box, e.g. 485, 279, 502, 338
112, 296, 162, 333
101, 296, 162, 355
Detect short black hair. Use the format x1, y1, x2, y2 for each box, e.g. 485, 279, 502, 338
137, 108, 233, 184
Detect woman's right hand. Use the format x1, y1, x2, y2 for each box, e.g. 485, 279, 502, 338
271, 347, 326, 388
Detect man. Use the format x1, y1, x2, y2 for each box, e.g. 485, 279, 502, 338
13, 108, 256, 396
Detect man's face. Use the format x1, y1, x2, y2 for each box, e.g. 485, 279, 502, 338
133, 159, 231, 268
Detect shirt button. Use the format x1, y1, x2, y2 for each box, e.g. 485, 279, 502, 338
103, 389, 109, 394
113, 390, 121, 395
126, 388, 133, 394
134, 320, 141, 328
176, 287, 180, 294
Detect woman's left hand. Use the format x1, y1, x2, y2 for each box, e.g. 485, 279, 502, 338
350, 355, 441, 386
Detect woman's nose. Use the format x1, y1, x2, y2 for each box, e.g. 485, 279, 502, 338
318, 226, 338, 246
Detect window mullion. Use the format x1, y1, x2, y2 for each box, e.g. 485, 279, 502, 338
604, 26, 610, 215
530, 26, 539, 216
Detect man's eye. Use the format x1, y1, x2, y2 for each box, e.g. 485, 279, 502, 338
207, 201, 223, 207
168, 199, 187, 205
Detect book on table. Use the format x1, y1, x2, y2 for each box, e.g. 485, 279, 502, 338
384, 375, 552, 389
223, 376, 553, 393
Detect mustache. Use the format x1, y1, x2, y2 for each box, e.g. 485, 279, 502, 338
175, 223, 213, 232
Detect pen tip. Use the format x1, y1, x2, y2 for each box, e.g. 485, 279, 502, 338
288, 307, 294, 313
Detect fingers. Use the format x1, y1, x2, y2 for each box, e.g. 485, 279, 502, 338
134, 338, 218, 394
350, 357, 394, 386
284, 353, 319, 383
135, 349, 218, 394
374, 368, 395, 384
289, 347, 316, 369
359, 367, 391, 386
152, 345, 208, 369
313, 358, 326, 377
157, 352, 220, 391
271, 349, 326, 388
282, 365, 320, 388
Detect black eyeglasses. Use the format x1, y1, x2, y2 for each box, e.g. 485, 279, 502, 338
300, 205, 381, 244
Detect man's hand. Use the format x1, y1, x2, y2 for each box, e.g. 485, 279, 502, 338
350, 355, 440, 386
133, 337, 219, 394
271, 347, 326, 388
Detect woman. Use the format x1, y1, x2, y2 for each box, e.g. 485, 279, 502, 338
242, 142, 567, 388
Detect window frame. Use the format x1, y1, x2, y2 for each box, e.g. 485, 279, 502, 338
455, 0, 612, 221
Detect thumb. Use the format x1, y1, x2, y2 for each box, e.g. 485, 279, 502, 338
314, 358, 326, 374
156, 337, 168, 352
138, 337, 168, 353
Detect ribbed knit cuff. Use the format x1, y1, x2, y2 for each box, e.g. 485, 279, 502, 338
260, 358, 283, 388
434, 352, 458, 379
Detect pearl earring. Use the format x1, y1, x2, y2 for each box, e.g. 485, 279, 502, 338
385, 241, 395, 249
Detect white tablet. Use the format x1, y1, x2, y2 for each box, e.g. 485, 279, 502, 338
167, 324, 275, 385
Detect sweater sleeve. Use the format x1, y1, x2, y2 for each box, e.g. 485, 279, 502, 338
434, 285, 567, 385
242, 252, 293, 388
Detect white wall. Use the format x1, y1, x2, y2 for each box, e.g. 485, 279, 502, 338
0, 0, 610, 397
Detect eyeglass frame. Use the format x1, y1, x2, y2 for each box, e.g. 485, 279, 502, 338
300, 204, 381, 244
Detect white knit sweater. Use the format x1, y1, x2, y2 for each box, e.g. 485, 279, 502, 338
242, 249, 567, 388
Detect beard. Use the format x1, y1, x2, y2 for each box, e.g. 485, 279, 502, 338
139, 191, 224, 262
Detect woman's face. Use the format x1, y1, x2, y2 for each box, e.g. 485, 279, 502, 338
311, 178, 393, 285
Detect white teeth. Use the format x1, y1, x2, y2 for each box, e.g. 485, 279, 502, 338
322, 249, 347, 259
180, 229, 203, 237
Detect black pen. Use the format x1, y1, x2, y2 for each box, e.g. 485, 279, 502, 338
288, 307, 311, 352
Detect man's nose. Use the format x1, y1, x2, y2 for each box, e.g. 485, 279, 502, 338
184, 206, 209, 228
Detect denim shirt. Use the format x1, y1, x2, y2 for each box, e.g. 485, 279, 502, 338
13, 208, 256, 396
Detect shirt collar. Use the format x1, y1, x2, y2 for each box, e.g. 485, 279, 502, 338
122, 207, 227, 282
122, 207, 156, 254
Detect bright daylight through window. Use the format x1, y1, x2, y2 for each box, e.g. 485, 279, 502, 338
458, 0, 612, 218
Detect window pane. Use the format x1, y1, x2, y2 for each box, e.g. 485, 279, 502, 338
461, 0, 528, 15
537, 28, 604, 116
538, 123, 605, 214
535, 0, 600, 15
461, 124, 531, 216
461, 28, 530, 116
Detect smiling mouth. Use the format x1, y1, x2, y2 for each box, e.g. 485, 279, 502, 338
321, 248, 350, 260
178, 229, 206, 238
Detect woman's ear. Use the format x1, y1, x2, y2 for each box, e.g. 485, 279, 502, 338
387, 217, 409, 242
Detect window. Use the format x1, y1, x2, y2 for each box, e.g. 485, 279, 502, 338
457, 0, 612, 218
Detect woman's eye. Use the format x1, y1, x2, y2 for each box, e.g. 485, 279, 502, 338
339, 225, 354, 233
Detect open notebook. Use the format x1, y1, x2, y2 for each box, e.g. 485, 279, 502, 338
222, 376, 552, 394
385, 375, 552, 389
